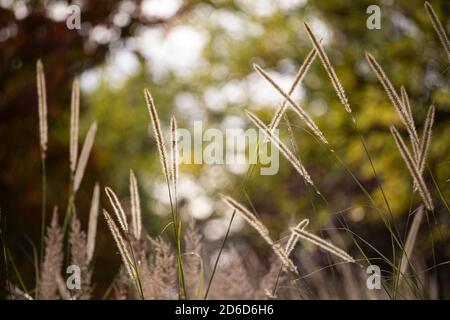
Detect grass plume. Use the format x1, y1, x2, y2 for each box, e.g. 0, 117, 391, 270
102, 210, 136, 282
390, 126, 433, 210
246, 110, 315, 188
222, 195, 297, 273
129, 170, 142, 240
268, 47, 318, 132
304, 22, 352, 114
366, 52, 420, 157
253, 64, 328, 145
418, 105, 435, 174
86, 183, 100, 264
73, 122, 97, 193
285, 219, 309, 256
144, 88, 170, 182
105, 187, 129, 233
424, 1, 450, 63
36, 60, 48, 271
36, 60, 48, 153
291, 226, 355, 263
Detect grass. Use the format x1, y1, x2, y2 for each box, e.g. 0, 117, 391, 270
2, 1, 449, 300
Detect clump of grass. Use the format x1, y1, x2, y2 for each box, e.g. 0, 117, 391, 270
69, 211, 92, 299
39, 207, 63, 300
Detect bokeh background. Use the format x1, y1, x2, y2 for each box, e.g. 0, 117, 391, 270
1, 0, 449, 298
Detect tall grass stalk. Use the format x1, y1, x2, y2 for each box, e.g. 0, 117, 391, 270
144, 88, 187, 299
103, 210, 144, 299
36, 60, 48, 278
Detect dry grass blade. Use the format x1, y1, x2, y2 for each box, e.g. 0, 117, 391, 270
425, 1, 450, 63
103, 210, 136, 282
36, 60, 48, 153
366, 53, 420, 156
129, 170, 142, 240
253, 64, 329, 145
399, 206, 424, 281
304, 22, 352, 114
285, 219, 309, 256
418, 105, 435, 174
170, 116, 178, 191
222, 196, 297, 273
390, 126, 433, 210
87, 183, 100, 263
291, 227, 355, 263
144, 88, 170, 182
105, 187, 129, 233
268, 47, 318, 132
73, 122, 97, 193
246, 111, 315, 188
70, 78, 80, 173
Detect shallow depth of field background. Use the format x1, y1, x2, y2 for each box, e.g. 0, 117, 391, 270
0, 0, 449, 297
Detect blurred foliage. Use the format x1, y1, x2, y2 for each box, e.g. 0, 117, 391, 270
1, 0, 449, 296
